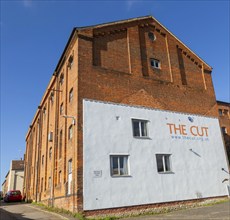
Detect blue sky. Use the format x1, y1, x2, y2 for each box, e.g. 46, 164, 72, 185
0, 0, 229, 184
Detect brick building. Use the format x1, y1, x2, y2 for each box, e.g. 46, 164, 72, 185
24, 16, 229, 213
217, 100, 230, 164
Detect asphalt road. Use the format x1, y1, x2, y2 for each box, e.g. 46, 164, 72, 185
0, 201, 67, 220
0, 200, 229, 220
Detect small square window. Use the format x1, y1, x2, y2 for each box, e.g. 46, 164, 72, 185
150, 58, 161, 69
156, 154, 172, 173
223, 109, 229, 116
218, 109, 223, 116
110, 155, 129, 176
132, 119, 148, 138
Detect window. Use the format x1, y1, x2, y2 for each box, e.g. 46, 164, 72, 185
60, 103, 63, 115
50, 92, 54, 104
132, 119, 148, 138
48, 177, 51, 188
223, 109, 229, 116
60, 74, 64, 85
110, 155, 129, 176
219, 109, 223, 116
42, 155, 44, 165
49, 147, 52, 159
68, 56, 73, 69
150, 58, 161, 69
68, 125, 73, 140
58, 171, 62, 184
148, 32, 156, 41
68, 159, 72, 194
68, 159, 72, 174
43, 106, 47, 120
222, 127, 227, 134
59, 130, 62, 158
156, 154, 172, 173
69, 88, 73, 102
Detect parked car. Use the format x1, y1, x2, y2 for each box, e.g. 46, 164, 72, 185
4, 190, 22, 202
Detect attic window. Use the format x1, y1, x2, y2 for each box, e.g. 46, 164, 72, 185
150, 58, 161, 69
148, 32, 156, 41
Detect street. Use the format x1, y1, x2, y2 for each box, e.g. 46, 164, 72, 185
0, 200, 229, 219
0, 201, 67, 220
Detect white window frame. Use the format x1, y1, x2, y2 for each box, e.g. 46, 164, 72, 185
156, 154, 172, 173
132, 119, 149, 138
110, 155, 130, 177
150, 58, 161, 69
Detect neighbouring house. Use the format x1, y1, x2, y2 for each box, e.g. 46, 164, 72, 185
23, 15, 230, 214
217, 100, 230, 164
2, 160, 24, 195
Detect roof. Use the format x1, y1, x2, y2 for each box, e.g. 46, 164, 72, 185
217, 100, 230, 106
11, 160, 24, 170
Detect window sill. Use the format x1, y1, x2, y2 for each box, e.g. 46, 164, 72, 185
133, 136, 151, 140
111, 175, 132, 178
158, 171, 174, 174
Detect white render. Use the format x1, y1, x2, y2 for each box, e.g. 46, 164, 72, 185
8, 170, 24, 192
83, 99, 230, 210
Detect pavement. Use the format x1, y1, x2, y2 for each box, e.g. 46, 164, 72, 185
123, 200, 230, 220
0, 199, 229, 220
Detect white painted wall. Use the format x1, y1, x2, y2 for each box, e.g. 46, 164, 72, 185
83, 100, 229, 210
8, 170, 24, 192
